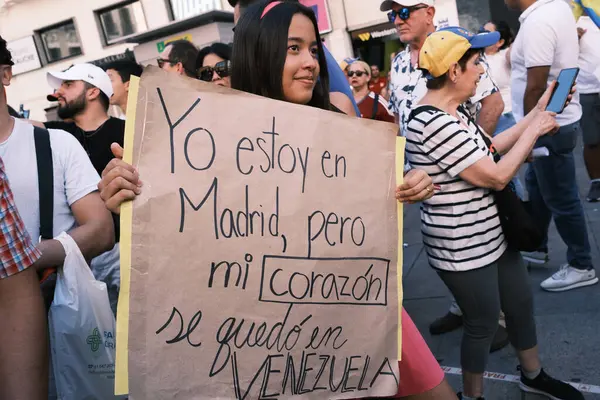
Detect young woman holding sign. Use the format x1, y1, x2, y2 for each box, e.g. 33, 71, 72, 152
98, 0, 451, 398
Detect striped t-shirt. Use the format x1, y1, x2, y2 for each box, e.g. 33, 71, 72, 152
405, 105, 507, 272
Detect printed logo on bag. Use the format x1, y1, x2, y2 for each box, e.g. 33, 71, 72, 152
86, 328, 103, 352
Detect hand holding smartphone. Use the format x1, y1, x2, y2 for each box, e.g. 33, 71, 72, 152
545, 68, 579, 114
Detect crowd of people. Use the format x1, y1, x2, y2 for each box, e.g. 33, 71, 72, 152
1, 0, 598, 399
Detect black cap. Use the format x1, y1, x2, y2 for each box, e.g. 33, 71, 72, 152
47, 93, 58, 102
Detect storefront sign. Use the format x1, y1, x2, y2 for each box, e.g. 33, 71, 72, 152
352, 23, 396, 42
300, 0, 333, 34
156, 34, 193, 53
7, 36, 41, 75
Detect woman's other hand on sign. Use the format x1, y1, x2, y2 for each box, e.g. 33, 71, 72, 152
98, 143, 143, 214
396, 169, 439, 204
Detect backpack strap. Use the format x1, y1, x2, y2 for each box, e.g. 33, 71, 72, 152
457, 105, 502, 163
371, 93, 380, 120
33, 126, 53, 240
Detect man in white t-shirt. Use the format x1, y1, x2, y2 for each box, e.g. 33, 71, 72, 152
507, 0, 597, 292
576, 15, 600, 202
1, 38, 115, 398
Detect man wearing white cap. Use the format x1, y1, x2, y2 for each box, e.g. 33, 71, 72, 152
42, 63, 125, 177
37, 63, 125, 317
380, 0, 509, 349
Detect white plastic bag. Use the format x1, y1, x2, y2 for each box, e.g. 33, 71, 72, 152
49, 232, 118, 400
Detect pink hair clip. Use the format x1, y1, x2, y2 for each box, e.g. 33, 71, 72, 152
261, 1, 283, 19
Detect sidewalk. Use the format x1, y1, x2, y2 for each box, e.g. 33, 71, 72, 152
401, 145, 600, 399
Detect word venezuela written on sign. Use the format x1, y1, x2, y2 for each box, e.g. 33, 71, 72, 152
127, 68, 400, 400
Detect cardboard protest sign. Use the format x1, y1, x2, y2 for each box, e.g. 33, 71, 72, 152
116, 67, 404, 399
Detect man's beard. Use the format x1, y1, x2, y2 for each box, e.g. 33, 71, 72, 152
57, 91, 87, 120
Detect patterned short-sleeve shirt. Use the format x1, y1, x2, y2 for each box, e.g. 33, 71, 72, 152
0, 158, 41, 279
389, 45, 499, 137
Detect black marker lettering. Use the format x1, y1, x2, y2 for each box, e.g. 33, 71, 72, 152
184, 128, 215, 171
370, 357, 399, 388
312, 355, 330, 391
341, 356, 361, 392
236, 137, 254, 175
157, 88, 201, 174
321, 151, 334, 178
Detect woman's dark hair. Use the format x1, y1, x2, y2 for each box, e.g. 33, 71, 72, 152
231, 0, 330, 110
487, 20, 514, 50
0, 35, 13, 66
196, 43, 232, 70
425, 48, 481, 90
104, 60, 143, 83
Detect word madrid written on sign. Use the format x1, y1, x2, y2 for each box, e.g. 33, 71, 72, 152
130, 76, 398, 400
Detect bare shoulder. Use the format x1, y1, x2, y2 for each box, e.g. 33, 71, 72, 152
330, 93, 357, 117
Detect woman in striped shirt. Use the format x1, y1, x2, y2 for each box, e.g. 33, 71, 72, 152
405, 27, 582, 400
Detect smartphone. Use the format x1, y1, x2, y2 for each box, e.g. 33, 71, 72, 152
546, 68, 579, 114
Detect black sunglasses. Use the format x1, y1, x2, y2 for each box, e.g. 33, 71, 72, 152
347, 70, 368, 77
156, 58, 174, 69
197, 60, 231, 82
387, 5, 429, 23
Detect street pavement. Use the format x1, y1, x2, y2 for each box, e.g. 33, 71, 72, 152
401, 143, 600, 399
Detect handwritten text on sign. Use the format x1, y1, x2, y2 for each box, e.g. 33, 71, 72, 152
126, 69, 399, 400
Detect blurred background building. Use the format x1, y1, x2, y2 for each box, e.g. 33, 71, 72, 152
0, 0, 518, 120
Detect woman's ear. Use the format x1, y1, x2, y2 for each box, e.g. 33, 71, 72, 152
1, 66, 13, 87
498, 38, 505, 49
448, 63, 459, 83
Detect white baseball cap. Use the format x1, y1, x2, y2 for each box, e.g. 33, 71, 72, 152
47, 63, 114, 99
380, 0, 434, 12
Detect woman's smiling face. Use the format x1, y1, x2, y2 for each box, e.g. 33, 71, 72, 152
281, 13, 320, 105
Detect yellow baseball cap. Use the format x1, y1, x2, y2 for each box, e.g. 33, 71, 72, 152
419, 27, 500, 79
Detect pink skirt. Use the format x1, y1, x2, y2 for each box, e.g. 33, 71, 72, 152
352, 307, 445, 398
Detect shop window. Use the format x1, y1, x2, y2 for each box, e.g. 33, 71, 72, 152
168, 0, 221, 21
37, 20, 82, 64
96, 1, 148, 45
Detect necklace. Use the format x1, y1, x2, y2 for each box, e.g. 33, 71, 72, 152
78, 118, 109, 157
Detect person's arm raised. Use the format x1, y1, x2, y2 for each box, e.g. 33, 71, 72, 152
459, 111, 558, 191
492, 81, 574, 155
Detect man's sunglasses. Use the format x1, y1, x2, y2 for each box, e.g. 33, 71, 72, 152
197, 60, 231, 82
387, 5, 429, 23
157, 58, 174, 69
347, 70, 368, 77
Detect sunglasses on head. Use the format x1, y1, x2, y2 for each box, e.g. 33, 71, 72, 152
197, 60, 231, 82
387, 5, 429, 23
347, 70, 368, 77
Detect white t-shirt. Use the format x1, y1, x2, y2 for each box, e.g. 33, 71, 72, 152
405, 106, 507, 272
576, 16, 600, 94
486, 49, 512, 114
510, 0, 582, 125
0, 118, 100, 243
